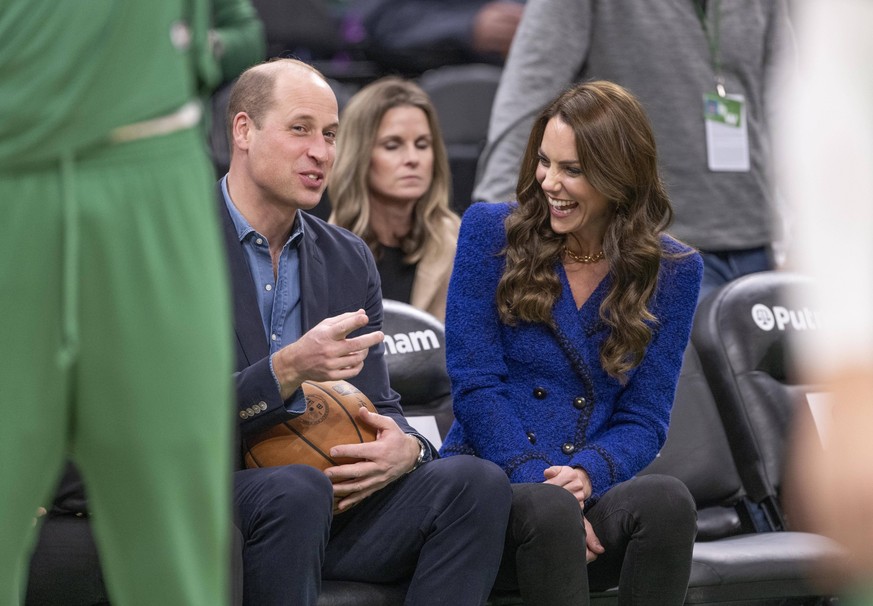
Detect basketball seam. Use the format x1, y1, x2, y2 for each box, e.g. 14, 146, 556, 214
304, 381, 366, 443
281, 420, 339, 466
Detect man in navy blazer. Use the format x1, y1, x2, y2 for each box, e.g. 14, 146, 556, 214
221, 58, 511, 606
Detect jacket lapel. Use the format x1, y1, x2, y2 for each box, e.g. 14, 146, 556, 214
298, 212, 327, 333
217, 188, 269, 367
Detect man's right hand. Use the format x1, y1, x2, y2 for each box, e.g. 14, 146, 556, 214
271, 310, 384, 399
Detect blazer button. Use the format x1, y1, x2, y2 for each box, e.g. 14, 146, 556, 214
573, 396, 587, 410
533, 387, 547, 400
527, 432, 537, 445
561, 443, 576, 455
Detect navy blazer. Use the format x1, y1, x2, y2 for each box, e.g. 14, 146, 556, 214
218, 191, 427, 463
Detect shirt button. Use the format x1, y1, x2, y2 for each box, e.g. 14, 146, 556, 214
271, 334, 277, 341
255, 237, 264, 245
573, 396, 587, 410
265, 284, 272, 291
562, 443, 576, 455
526, 432, 537, 445
533, 387, 547, 399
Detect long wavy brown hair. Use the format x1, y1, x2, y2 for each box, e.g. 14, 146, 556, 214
329, 77, 458, 264
496, 80, 674, 382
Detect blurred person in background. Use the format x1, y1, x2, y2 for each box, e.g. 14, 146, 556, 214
22, 2, 265, 603
474, 0, 793, 302
356, 0, 523, 74
781, 1, 873, 604
0, 1, 239, 604
330, 77, 460, 321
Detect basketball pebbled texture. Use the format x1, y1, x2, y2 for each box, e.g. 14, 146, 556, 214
243, 380, 378, 471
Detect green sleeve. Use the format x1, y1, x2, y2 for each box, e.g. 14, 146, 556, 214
211, 0, 266, 83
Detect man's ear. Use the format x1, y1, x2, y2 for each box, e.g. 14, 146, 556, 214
231, 111, 252, 151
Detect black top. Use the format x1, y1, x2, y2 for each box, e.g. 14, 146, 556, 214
376, 245, 416, 304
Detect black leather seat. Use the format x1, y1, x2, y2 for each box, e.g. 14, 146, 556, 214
692, 271, 821, 531
640, 345, 747, 542
692, 271, 844, 601
417, 64, 503, 215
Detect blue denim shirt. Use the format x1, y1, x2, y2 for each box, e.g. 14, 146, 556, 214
221, 175, 305, 413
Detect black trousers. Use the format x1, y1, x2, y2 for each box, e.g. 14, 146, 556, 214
234, 455, 512, 606
493, 474, 697, 606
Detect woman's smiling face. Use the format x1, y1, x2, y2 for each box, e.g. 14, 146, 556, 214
536, 116, 614, 242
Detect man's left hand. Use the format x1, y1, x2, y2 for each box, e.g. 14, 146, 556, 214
324, 407, 421, 512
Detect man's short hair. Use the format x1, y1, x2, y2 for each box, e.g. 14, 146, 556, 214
226, 58, 330, 136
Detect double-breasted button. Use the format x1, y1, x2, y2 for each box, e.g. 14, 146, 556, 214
533, 387, 547, 400
526, 432, 537, 445
573, 396, 587, 410
561, 443, 576, 455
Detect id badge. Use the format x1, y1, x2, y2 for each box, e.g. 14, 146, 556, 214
703, 92, 750, 172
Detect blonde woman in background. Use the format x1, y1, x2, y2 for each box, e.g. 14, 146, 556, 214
330, 77, 460, 321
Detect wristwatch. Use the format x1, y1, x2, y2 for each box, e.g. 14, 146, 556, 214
408, 436, 428, 474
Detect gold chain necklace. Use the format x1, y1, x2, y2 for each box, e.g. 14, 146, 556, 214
564, 247, 605, 264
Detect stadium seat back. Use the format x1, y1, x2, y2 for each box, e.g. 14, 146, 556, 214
692, 271, 821, 530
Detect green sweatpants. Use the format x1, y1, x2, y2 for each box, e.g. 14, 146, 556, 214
0, 128, 233, 605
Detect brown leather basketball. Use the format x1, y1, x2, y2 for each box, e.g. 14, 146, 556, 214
243, 380, 378, 471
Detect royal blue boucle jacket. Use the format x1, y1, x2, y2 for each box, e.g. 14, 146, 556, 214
439, 203, 703, 501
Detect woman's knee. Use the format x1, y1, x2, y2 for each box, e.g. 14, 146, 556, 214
631, 474, 696, 531
510, 483, 585, 543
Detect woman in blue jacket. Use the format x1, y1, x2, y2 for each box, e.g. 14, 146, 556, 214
440, 81, 703, 605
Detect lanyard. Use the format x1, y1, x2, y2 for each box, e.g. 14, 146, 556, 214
694, 0, 725, 97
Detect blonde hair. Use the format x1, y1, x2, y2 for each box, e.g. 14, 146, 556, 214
329, 77, 458, 263
498, 80, 675, 383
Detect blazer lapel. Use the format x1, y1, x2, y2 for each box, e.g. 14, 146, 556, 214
217, 188, 269, 367
298, 212, 328, 333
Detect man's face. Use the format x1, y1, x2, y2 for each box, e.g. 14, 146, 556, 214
242, 70, 339, 212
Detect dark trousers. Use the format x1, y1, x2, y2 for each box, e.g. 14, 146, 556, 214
234, 455, 512, 606
494, 475, 697, 606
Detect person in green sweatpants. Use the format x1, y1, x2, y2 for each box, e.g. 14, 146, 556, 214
0, 2, 234, 605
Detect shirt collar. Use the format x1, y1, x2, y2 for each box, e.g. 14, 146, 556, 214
221, 174, 305, 248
